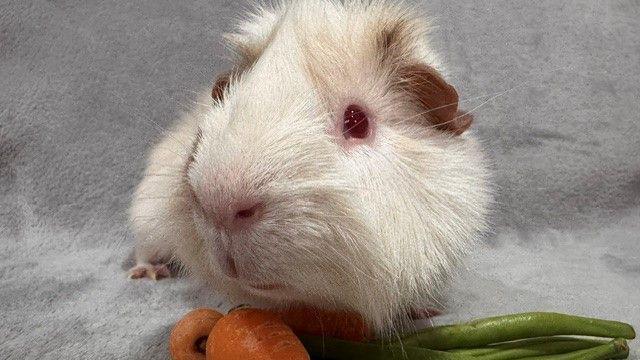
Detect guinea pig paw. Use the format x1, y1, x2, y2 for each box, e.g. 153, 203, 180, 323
409, 308, 442, 320
128, 263, 171, 280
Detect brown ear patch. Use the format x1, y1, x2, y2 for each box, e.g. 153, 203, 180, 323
211, 72, 232, 102
396, 64, 472, 135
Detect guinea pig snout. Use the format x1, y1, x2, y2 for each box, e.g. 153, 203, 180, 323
217, 252, 239, 279
195, 185, 265, 232
206, 198, 263, 231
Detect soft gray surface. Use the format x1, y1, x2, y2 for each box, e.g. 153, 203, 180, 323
1, 0, 639, 358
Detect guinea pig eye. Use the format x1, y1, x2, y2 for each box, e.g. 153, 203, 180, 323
342, 105, 369, 139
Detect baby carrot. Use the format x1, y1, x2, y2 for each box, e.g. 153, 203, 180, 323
276, 306, 372, 342
206, 308, 310, 360
399, 312, 636, 349
169, 308, 223, 360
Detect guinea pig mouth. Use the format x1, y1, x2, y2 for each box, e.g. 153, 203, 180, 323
240, 282, 293, 302
245, 282, 285, 291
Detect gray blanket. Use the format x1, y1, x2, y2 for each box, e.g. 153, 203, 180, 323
1, 0, 638, 358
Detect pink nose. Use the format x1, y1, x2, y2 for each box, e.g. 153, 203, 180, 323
208, 200, 263, 231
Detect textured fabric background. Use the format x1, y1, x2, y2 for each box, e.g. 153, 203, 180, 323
1, 0, 639, 358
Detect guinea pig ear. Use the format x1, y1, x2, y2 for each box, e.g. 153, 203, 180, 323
211, 71, 232, 101
376, 21, 473, 135
396, 64, 473, 136
213, 7, 281, 102
223, 6, 282, 64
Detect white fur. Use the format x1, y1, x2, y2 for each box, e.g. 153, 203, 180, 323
129, 0, 491, 333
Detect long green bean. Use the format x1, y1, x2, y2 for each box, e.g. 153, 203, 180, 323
523, 338, 628, 360
450, 337, 606, 359
450, 348, 500, 356
474, 339, 607, 359
300, 334, 472, 360
399, 312, 636, 349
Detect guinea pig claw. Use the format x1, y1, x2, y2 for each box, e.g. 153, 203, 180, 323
128, 263, 171, 280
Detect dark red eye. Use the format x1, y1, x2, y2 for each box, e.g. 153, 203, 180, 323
342, 105, 369, 139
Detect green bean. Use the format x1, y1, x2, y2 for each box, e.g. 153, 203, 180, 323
450, 337, 606, 359
449, 348, 500, 356
488, 336, 606, 349
523, 338, 628, 360
449, 336, 607, 360
300, 334, 472, 360
398, 312, 636, 349
474, 338, 608, 359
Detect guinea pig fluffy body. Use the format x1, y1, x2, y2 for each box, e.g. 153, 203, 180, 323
129, 0, 491, 332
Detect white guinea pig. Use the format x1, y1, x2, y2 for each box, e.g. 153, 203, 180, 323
129, 0, 491, 332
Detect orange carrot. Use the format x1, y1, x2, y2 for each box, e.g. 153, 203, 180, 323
206, 308, 310, 360
277, 306, 372, 342
169, 308, 223, 360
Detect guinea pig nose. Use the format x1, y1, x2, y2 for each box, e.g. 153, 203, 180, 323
210, 200, 264, 231
235, 205, 257, 219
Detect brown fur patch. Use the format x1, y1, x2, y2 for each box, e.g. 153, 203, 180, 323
376, 21, 472, 135
376, 19, 411, 66
396, 64, 472, 135
211, 72, 232, 101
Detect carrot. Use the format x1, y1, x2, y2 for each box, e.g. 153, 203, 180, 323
206, 308, 310, 360
276, 306, 373, 342
169, 308, 223, 360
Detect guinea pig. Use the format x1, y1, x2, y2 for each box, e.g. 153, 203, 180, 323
128, 0, 491, 333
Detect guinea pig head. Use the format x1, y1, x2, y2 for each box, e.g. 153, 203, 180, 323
180, 1, 490, 332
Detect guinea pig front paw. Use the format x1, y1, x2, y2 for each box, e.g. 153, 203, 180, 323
128, 263, 171, 280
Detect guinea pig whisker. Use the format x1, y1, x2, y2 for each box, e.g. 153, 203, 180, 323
436, 83, 525, 129
145, 163, 192, 172
406, 64, 580, 129
393, 86, 521, 128
152, 145, 190, 159
130, 208, 190, 219
130, 215, 166, 221
110, 91, 192, 154
136, 196, 188, 201
136, 189, 188, 197
129, 218, 192, 235
144, 173, 181, 177
189, 100, 214, 109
